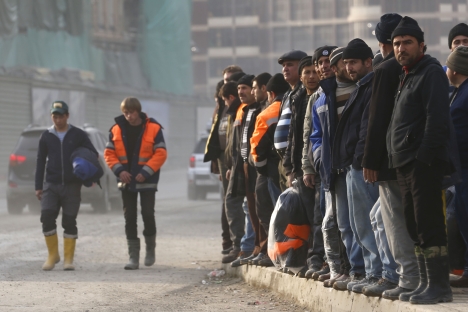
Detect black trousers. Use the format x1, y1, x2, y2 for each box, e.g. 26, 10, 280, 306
122, 189, 156, 240
396, 159, 447, 248
218, 153, 232, 249
255, 173, 275, 253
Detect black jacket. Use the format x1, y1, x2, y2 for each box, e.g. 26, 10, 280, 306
35, 125, 97, 190
333, 72, 374, 171
204, 100, 226, 162
386, 55, 450, 168
284, 86, 309, 177
362, 52, 400, 181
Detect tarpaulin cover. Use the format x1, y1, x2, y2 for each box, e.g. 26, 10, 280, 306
268, 185, 310, 273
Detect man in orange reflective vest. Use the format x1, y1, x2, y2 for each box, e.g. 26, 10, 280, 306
105, 97, 167, 270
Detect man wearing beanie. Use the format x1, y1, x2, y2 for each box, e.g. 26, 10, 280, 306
448, 23, 468, 51
387, 16, 453, 304
250, 73, 288, 266
362, 13, 420, 300
332, 38, 382, 294
446, 46, 468, 288
314, 46, 338, 80
311, 46, 356, 288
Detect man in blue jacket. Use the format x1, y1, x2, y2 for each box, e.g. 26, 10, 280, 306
35, 101, 98, 271
447, 46, 468, 288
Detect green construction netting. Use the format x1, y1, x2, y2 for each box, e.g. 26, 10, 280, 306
0, 0, 193, 95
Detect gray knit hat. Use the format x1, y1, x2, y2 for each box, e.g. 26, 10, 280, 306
447, 46, 468, 76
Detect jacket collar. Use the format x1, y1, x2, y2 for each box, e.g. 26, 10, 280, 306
226, 97, 241, 116
48, 124, 73, 134
115, 112, 148, 126
319, 76, 338, 96
356, 71, 374, 88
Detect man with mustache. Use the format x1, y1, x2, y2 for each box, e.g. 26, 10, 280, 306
386, 16, 452, 304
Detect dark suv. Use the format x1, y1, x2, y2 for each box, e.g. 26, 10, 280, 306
7, 124, 122, 214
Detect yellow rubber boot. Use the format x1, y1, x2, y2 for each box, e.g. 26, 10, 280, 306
63, 238, 76, 271
42, 234, 60, 271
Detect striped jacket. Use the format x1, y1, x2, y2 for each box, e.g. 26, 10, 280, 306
250, 99, 281, 176
104, 113, 167, 192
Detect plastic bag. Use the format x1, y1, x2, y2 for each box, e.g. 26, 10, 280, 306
267, 184, 310, 273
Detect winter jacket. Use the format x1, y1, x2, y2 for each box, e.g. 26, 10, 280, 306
333, 71, 374, 171
450, 78, 468, 169
362, 53, 400, 181
251, 98, 281, 176
204, 100, 226, 162
386, 55, 450, 168
301, 89, 322, 175
224, 98, 242, 169
283, 85, 313, 177
71, 146, 104, 187
104, 113, 167, 192
310, 78, 341, 191
35, 124, 98, 190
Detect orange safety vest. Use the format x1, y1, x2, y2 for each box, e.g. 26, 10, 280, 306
250, 101, 281, 166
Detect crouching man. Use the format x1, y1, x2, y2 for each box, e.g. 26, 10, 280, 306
105, 97, 167, 270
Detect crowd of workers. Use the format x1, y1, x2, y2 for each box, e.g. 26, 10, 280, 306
204, 14, 468, 305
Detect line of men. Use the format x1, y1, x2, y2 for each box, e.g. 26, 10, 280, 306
204, 13, 468, 305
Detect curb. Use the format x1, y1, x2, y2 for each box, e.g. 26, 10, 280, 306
223, 264, 467, 312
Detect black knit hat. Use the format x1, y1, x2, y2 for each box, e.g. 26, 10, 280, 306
313, 46, 338, 65
391, 16, 424, 43
266, 73, 290, 95
298, 56, 313, 75
448, 23, 468, 49
375, 13, 402, 43
342, 38, 374, 60
237, 74, 255, 88
227, 71, 246, 82
447, 46, 468, 76
329, 47, 345, 67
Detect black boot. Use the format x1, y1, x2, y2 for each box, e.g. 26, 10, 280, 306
400, 247, 426, 302
124, 239, 140, 270
144, 235, 156, 266
410, 246, 453, 304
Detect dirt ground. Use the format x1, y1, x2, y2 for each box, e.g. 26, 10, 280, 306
0, 170, 308, 312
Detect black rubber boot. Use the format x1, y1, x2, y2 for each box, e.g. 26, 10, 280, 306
410, 247, 453, 304
144, 235, 156, 267
124, 239, 140, 270
400, 247, 426, 302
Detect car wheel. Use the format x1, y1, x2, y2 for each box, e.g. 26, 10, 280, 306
91, 185, 110, 213
7, 199, 24, 215
187, 183, 197, 200
110, 196, 123, 211
28, 201, 41, 214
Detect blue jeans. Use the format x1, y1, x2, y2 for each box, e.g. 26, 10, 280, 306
370, 198, 399, 284
334, 170, 365, 276
240, 199, 255, 253
267, 177, 281, 205
455, 168, 468, 276
347, 167, 382, 278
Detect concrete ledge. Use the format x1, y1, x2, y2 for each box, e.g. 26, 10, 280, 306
223, 264, 468, 312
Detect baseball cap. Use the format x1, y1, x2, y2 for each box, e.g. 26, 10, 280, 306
51, 101, 69, 115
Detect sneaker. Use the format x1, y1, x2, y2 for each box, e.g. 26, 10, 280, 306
222, 247, 241, 264
229, 251, 252, 267
324, 274, 342, 288
352, 276, 379, 294
239, 253, 257, 265
333, 273, 363, 291
382, 286, 414, 300
311, 263, 330, 280
257, 255, 274, 267
363, 278, 398, 297
221, 246, 233, 255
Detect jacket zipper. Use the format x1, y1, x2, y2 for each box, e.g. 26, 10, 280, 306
61, 138, 64, 185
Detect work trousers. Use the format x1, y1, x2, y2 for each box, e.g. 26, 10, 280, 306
255, 173, 275, 253
225, 168, 246, 249
379, 180, 419, 289
218, 152, 232, 250
41, 182, 82, 238
396, 159, 447, 248
122, 189, 156, 240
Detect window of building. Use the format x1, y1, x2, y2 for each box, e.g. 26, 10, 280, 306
235, 0, 256, 16
235, 27, 258, 46
353, 21, 377, 39
336, 0, 349, 18
273, 0, 289, 22
292, 27, 313, 52
236, 57, 259, 74
314, 25, 334, 48
336, 24, 350, 47
273, 27, 290, 53
387, 0, 437, 12
313, 0, 333, 19
209, 58, 234, 77
291, 0, 312, 21
209, 28, 233, 47
208, 0, 231, 17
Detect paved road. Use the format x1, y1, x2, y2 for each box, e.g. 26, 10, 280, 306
0, 170, 302, 311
